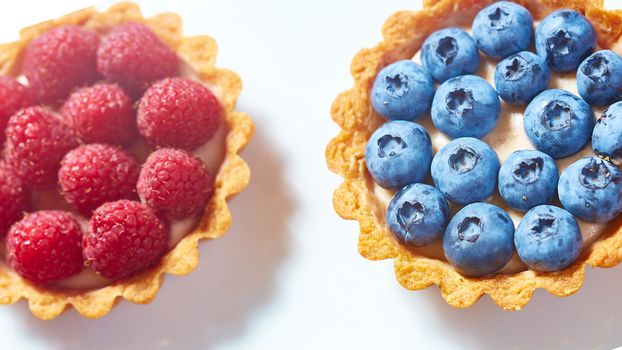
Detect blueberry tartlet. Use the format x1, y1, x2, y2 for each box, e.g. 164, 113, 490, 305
0, 2, 253, 319
327, 0, 622, 310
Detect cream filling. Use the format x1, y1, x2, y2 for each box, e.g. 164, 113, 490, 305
1, 59, 228, 290
374, 28, 607, 275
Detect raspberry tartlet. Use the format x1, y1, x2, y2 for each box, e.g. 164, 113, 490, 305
0, 2, 253, 319
327, 0, 622, 310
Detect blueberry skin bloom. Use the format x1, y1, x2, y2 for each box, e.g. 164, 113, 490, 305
386, 183, 450, 247
523, 89, 595, 158
494, 51, 550, 104
472, 1, 534, 59
515, 205, 582, 272
443, 203, 515, 277
593, 101, 622, 164
365, 120, 433, 189
421, 28, 480, 82
558, 156, 622, 223
371, 60, 435, 121
498, 150, 559, 212
431, 137, 500, 205
535, 9, 596, 72
577, 50, 622, 105
431, 75, 500, 139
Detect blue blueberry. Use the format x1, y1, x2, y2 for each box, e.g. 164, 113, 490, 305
386, 183, 450, 247
431, 75, 500, 139
431, 137, 500, 205
472, 1, 534, 58
523, 89, 595, 158
365, 120, 433, 189
558, 156, 622, 223
577, 50, 622, 105
535, 9, 596, 72
514, 205, 582, 272
498, 150, 559, 212
371, 60, 435, 121
593, 101, 622, 164
421, 28, 480, 82
494, 51, 550, 104
443, 203, 515, 277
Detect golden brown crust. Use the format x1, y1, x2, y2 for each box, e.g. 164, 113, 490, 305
0, 2, 253, 319
326, 0, 622, 310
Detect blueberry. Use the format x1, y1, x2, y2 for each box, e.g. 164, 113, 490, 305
371, 60, 435, 121
494, 51, 550, 104
498, 150, 559, 212
593, 101, 622, 164
523, 89, 595, 158
558, 156, 622, 223
443, 203, 515, 277
431, 137, 500, 205
386, 183, 450, 247
431, 75, 500, 139
577, 50, 622, 105
472, 1, 534, 58
421, 28, 480, 82
535, 9, 596, 72
514, 205, 582, 272
365, 120, 433, 189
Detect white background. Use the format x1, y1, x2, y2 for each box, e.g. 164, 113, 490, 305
1, 1, 622, 349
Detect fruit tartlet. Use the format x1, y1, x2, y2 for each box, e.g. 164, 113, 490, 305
0, 2, 253, 319
327, 0, 622, 310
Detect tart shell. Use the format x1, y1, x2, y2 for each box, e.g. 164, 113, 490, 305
0, 2, 253, 319
326, 0, 622, 310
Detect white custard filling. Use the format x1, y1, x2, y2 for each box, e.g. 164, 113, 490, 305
374, 28, 608, 275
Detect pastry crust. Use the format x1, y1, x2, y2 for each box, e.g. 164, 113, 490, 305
0, 2, 253, 319
326, 0, 622, 310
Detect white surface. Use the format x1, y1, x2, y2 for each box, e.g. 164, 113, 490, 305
1, 1, 622, 349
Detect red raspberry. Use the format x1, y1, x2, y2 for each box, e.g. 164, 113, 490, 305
0, 166, 27, 237
138, 148, 214, 220
7, 211, 84, 285
59, 144, 140, 215
137, 77, 221, 150
62, 83, 136, 146
83, 200, 168, 279
0, 77, 30, 143
23, 25, 100, 104
97, 23, 179, 97
5, 107, 78, 189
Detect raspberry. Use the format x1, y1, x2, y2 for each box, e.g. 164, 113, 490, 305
0, 166, 27, 237
62, 83, 136, 146
83, 200, 168, 279
59, 144, 140, 215
0, 77, 30, 143
5, 107, 78, 189
138, 148, 214, 220
97, 23, 179, 96
137, 77, 221, 150
23, 25, 100, 104
7, 211, 84, 285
